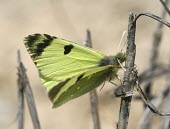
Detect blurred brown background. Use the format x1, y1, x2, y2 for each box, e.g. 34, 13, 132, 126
1, 0, 170, 129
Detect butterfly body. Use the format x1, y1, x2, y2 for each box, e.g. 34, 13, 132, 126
24, 34, 126, 108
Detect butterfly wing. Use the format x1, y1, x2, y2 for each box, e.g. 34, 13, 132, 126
24, 34, 106, 89
48, 65, 114, 108
24, 34, 113, 107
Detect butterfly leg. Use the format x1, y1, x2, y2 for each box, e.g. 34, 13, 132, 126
109, 76, 118, 86
100, 81, 106, 91
109, 80, 118, 86
100, 76, 109, 91
109, 74, 123, 86
117, 59, 126, 71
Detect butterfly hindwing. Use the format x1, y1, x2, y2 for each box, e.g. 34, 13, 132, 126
24, 34, 106, 89
48, 65, 114, 108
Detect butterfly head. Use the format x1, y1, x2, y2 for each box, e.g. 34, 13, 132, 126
115, 52, 126, 64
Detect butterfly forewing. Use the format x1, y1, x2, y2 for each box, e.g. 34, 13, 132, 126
24, 34, 106, 84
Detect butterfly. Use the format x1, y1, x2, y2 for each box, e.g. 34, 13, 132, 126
24, 34, 126, 108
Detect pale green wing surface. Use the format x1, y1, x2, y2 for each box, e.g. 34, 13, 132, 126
24, 34, 106, 88
48, 65, 115, 108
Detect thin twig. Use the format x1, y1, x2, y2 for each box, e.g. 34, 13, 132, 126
163, 88, 170, 129
137, 86, 170, 129
160, 0, 170, 16
23, 70, 41, 129
137, 95, 162, 129
134, 10, 170, 115
86, 29, 101, 129
117, 67, 170, 119
141, 0, 169, 112
163, 64, 170, 129
114, 65, 169, 97
117, 13, 136, 129
117, 12, 170, 129
18, 54, 41, 129
17, 50, 24, 129
135, 13, 170, 27
133, 68, 170, 116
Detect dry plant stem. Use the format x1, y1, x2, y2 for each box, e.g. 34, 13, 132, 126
137, 87, 169, 129
17, 50, 41, 129
129, 55, 170, 115
143, 0, 169, 111
135, 13, 170, 27
163, 68, 170, 129
17, 50, 24, 129
114, 65, 169, 97
160, 0, 170, 16
136, 10, 170, 96
134, 10, 170, 112
134, 78, 170, 116
23, 69, 41, 129
117, 12, 170, 129
116, 66, 169, 118
89, 90, 101, 129
134, 11, 170, 115
86, 30, 101, 129
137, 95, 162, 129
117, 13, 136, 129
131, 68, 170, 118
163, 88, 170, 129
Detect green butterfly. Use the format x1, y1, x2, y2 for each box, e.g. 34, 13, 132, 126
24, 34, 126, 108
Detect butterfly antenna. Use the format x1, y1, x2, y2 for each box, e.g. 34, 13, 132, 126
118, 31, 126, 53
120, 39, 127, 52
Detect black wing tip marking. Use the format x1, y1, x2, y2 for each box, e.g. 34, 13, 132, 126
24, 34, 57, 59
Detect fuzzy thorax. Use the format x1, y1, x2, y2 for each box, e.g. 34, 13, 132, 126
98, 52, 126, 67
